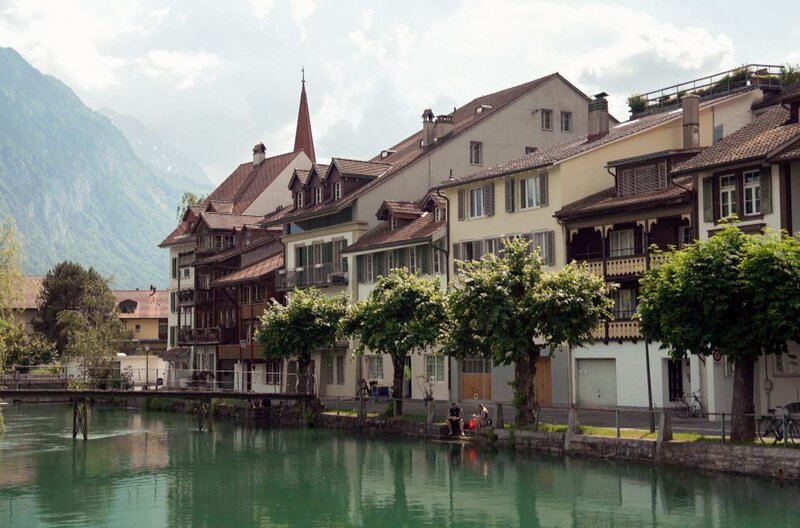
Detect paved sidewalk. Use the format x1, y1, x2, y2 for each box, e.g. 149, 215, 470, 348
319, 397, 723, 436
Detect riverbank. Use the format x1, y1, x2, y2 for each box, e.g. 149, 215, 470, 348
154, 398, 800, 483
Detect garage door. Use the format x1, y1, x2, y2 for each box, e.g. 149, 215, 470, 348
577, 358, 617, 408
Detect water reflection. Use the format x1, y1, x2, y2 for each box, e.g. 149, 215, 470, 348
0, 406, 797, 527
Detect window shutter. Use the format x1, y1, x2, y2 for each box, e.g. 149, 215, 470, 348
702, 177, 713, 222
760, 165, 772, 214
170, 292, 176, 313
504, 178, 515, 212
357, 255, 365, 282
457, 190, 465, 220
539, 173, 549, 207
545, 230, 555, 266
472, 240, 483, 260
419, 245, 431, 274
483, 182, 494, 216
519, 179, 527, 209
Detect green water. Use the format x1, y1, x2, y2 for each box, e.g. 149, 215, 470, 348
0, 406, 798, 527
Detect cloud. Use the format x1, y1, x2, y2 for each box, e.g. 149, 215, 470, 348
248, 0, 275, 23
136, 50, 222, 90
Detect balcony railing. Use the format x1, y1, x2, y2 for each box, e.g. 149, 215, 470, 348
578, 247, 672, 278
178, 252, 196, 267
277, 262, 348, 291
177, 290, 194, 307
177, 327, 238, 345
592, 319, 642, 341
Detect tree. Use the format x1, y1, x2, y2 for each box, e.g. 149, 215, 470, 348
255, 288, 347, 395
341, 268, 446, 415
0, 319, 56, 372
0, 219, 22, 319
176, 191, 205, 221
638, 225, 800, 442
443, 238, 613, 425
58, 308, 125, 388
782, 63, 800, 86
34, 262, 119, 356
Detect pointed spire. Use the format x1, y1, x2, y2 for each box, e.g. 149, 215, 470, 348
294, 67, 316, 163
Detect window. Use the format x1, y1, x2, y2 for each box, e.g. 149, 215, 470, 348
336, 356, 345, 385
520, 175, 544, 209
408, 246, 418, 274
332, 239, 348, 272
743, 170, 761, 216
541, 109, 552, 130
365, 254, 374, 283
678, 226, 693, 249
613, 289, 637, 319
532, 231, 555, 266
469, 141, 483, 164
390, 217, 398, 231
719, 174, 737, 218
561, 111, 573, 132
135, 324, 141, 333
525, 146, 538, 155
183, 268, 190, 278
171, 258, 177, 279
334, 181, 342, 200
469, 187, 484, 218
387, 250, 396, 271
609, 229, 635, 257
434, 207, 442, 222
432, 242, 443, 274
326, 356, 334, 385
483, 237, 500, 256
367, 355, 384, 380
265, 360, 282, 385
315, 186, 323, 204
295, 191, 304, 208
295, 245, 307, 267
426, 355, 445, 382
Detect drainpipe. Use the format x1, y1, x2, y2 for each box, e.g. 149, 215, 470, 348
435, 186, 453, 399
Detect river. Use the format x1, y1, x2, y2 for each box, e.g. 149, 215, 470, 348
0, 405, 797, 527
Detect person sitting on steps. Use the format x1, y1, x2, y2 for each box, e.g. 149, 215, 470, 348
447, 401, 465, 436
472, 404, 491, 431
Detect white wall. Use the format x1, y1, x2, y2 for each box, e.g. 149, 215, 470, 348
243, 152, 312, 216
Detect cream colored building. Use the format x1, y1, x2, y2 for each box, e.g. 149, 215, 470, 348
439, 73, 771, 408
262, 73, 596, 399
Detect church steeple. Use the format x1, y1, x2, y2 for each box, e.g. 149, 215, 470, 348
293, 68, 316, 163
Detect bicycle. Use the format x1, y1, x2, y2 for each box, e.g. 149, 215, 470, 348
757, 407, 799, 445
672, 389, 704, 418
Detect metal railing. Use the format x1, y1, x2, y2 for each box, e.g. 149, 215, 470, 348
277, 262, 349, 290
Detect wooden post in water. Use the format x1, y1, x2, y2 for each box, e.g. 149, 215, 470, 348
72, 399, 88, 441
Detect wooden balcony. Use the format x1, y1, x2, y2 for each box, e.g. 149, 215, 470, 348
177, 327, 238, 345
608, 320, 641, 340
241, 302, 269, 320
218, 343, 263, 361
178, 252, 195, 267
177, 289, 194, 307
277, 262, 348, 291
649, 253, 670, 270
605, 255, 647, 277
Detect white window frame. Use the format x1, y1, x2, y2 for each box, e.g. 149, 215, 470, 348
743, 170, 761, 216
265, 359, 282, 385
469, 187, 485, 218
432, 243, 443, 274
541, 109, 552, 131
719, 174, 737, 218
334, 181, 342, 200
469, 141, 483, 165
390, 217, 398, 231
387, 250, 396, 271
183, 268, 190, 278
561, 111, 573, 132
296, 191, 304, 208
678, 225, 692, 249
409, 246, 418, 274
613, 288, 636, 319
521, 174, 543, 209
367, 355, 384, 380
434, 207, 442, 222
315, 186, 323, 204
609, 229, 635, 257
365, 254, 374, 283
425, 355, 445, 382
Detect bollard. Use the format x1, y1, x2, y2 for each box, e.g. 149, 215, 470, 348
357, 396, 366, 420
494, 404, 505, 430
615, 409, 620, 438
426, 399, 435, 424
657, 412, 672, 442
567, 407, 580, 435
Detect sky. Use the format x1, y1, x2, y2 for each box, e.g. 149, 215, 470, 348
1, 0, 799, 184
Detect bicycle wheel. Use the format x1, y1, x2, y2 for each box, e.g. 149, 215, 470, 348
757, 417, 775, 444
787, 420, 800, 444
673, 399, 690, 419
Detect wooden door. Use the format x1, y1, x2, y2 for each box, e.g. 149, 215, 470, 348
461, 359, 492, 400
535, 357, 552, 407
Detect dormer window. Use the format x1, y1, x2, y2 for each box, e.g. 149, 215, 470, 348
434, 207, 442, 222
334, 182, 342, 200
295, 192, 304, 208
315, 187, 323, 204
390, 217, 398, 231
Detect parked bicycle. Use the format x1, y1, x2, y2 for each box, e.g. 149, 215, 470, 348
757, 407, 799, 445
672, 389, 704, 418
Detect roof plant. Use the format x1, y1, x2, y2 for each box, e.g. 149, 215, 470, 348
340, 268, 445, 416
639, 224, 800, 442
256, 287, 347, 395
443, 238, 613, 426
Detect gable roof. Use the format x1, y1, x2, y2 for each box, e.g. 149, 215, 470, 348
438, 92, 753, 189
263, 73, 583, 227
113, 289, 168, 319
342, 212, 444, 254
10, 276, 44, 310
212, 253, 284, 287
672, 105, 800, 174
192, 212, 264, 232
327, 158, 392, 179
377, 200, 423, 220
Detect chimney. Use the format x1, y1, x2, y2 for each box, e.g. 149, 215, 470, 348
682, 94, 700, 149
434, 114, 454, 139
253, 143, 266, 166
588, 92, 609, 141
421, 109, 435, 147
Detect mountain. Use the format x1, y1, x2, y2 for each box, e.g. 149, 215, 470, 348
99, 108, 214, 194
0, 47, 197, 288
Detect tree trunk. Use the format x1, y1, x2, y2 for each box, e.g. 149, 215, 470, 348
514, 348, 539, 425
297, 354, 313, 396
391, 354, 404, 415
730, 356, 756, 442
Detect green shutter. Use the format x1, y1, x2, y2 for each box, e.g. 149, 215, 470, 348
702, 177, 713, 222
322, 242, 333, 264
760, 165, 772, 214
357, 255, 365, 282
419, 245, 431, 274
505, 178, 515, 213
457, 190, 465, 220
519, 179, 527, 209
